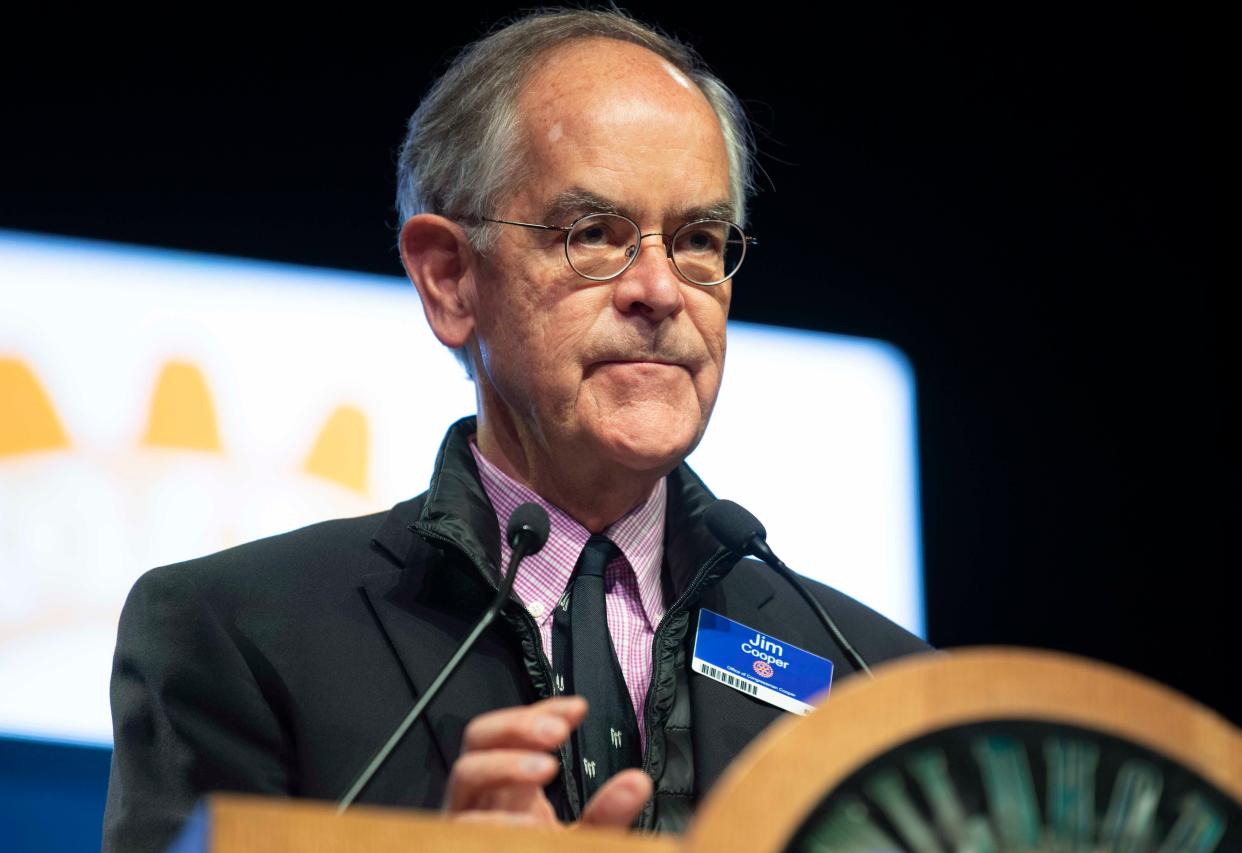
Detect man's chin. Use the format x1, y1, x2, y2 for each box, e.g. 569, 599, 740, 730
588, 421, 704, 477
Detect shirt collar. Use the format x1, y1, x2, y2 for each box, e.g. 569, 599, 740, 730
469, 439, 667, 631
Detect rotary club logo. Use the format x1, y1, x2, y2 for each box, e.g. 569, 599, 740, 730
752, 659, 774, 678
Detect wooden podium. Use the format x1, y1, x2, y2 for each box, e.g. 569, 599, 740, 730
171, 649, 1241, 852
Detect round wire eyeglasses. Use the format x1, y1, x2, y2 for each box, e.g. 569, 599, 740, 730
477, 212, 755, 286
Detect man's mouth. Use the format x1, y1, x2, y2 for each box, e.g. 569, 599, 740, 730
599, 357, 682, 366
587, 359, 691, 378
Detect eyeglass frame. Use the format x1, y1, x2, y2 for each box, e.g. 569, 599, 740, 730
465, 212, 756, 287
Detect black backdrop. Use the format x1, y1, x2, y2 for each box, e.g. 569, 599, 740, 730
4, 8, 1227, 720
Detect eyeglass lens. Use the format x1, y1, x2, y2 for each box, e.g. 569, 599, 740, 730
566, 213, 745, 285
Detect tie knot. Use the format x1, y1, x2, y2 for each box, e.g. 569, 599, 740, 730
576, 535, 618, 579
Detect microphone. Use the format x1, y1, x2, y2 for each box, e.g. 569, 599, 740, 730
703, 499, 872, 677
336, 502, 551, 812
505, 502, 551, 576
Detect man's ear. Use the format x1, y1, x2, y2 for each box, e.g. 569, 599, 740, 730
399, 214, 477, 349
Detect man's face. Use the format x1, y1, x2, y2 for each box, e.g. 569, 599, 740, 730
469, 38, 734, 479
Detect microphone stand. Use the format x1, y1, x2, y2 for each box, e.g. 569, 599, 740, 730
336, 508, 547, 812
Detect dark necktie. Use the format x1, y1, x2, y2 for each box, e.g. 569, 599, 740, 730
551, 535, 642, 805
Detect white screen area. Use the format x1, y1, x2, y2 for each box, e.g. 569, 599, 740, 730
0, 229, 922, 744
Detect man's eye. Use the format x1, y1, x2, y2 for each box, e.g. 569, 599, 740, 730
569, 215, 631, 249
678, 227, 723, 254
576, 226, 608, 245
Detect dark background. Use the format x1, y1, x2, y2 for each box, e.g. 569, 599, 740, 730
3, 8, 1227, 721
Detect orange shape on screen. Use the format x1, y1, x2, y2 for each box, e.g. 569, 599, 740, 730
142, 361, 221, 451
303, 405, 369, 494
0, 358, 70, 456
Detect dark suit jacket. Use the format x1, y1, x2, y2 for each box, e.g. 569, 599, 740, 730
104, 418, 930, 851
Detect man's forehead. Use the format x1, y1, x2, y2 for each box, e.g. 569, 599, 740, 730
508, 39, 731, 221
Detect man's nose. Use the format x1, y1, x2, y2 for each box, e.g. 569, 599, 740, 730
611, 234, 684, 322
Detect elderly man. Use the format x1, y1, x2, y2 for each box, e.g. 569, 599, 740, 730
103, 9, 927, 851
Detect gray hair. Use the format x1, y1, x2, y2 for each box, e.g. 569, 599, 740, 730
396, 7, 756, 376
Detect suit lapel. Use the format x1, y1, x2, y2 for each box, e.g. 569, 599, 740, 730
359, 419, 537, 776
360, 554, 532, 776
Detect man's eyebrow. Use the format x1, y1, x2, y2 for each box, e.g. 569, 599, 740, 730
541, 189, 625, 223
540, 189, 738, 225
673, 199, 737, 223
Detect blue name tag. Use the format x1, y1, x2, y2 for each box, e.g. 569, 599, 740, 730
691, 608, 834, 715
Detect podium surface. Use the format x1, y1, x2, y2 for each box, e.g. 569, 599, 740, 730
171, 649, 1241, 852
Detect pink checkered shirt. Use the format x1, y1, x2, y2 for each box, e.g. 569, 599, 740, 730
469, 441, 667, 751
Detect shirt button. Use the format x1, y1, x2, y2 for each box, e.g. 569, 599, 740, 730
527, 601, 546, 619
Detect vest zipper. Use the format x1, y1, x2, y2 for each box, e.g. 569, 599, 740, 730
639, 548, 735, 781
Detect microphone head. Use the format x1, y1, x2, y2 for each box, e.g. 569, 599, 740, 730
703, 499, 767, 554
506, 502, 551, 553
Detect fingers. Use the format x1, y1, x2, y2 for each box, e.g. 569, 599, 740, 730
462, 695, 587, 752
445, 697, 588, 823
578, 768, 653, 828
444, 749, 560, 812
449, 696, 632, 828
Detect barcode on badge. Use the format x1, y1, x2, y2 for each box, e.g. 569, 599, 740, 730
698, 662, 759, 696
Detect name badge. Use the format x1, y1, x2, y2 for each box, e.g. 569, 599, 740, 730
691, 608, 833, 715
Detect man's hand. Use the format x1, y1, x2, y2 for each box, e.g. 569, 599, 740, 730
444, 695, 653, 827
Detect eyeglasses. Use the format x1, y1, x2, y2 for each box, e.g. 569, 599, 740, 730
476, 212, 755, 286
